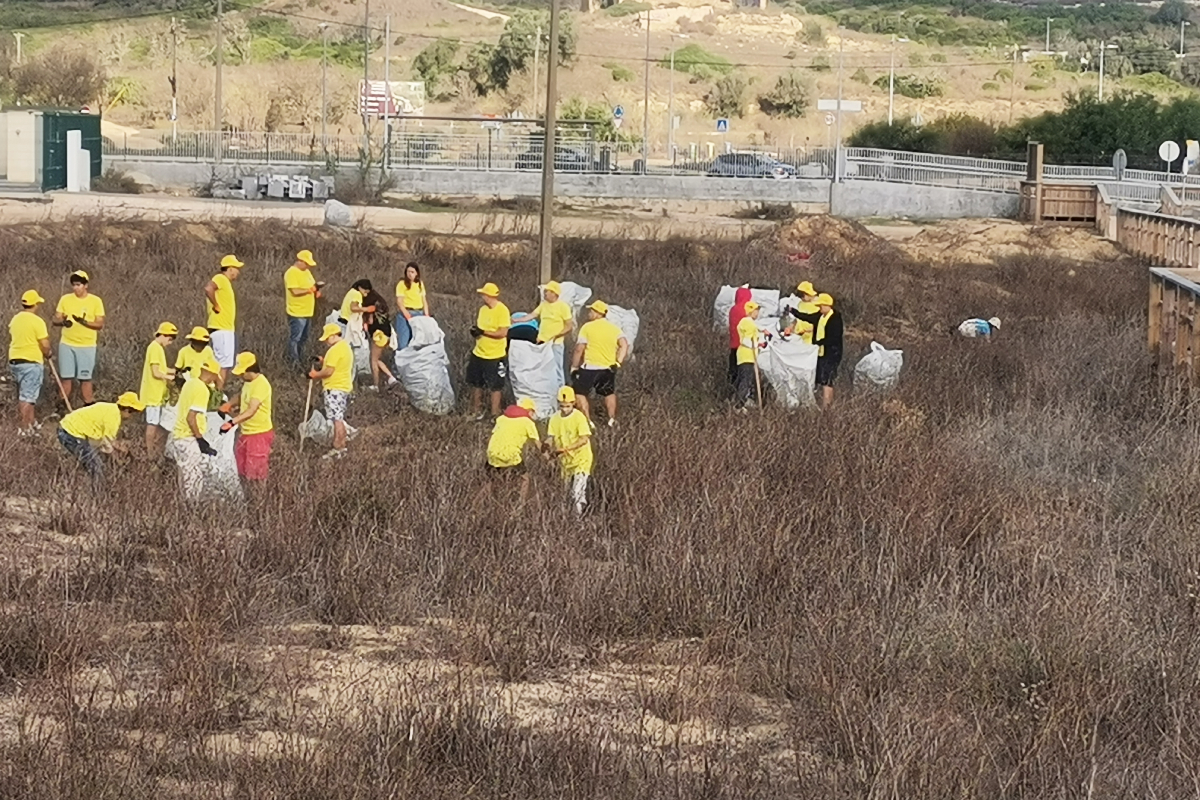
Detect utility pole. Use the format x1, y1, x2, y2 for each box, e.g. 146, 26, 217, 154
537, 0, 561, 284
363, 0, 371, 156
1045, 17, 1052, 53
888, 36, 895, 126
834, 28, 844, 181
320, 23, 329, 150
532, 25, 541, 118
383, 14, 391, 172
1008, 44, 1017, 124
1098, 40, 1117, 101
641, 9, 650, 171
1182, 20, 1190, 57
13, 32, 24, 66
170, 18, 178, 142
668, 36, 675, 171
214, 0, 223, 163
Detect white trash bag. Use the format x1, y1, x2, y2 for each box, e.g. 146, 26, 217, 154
713, 286, 781, 331
958, 317, 1000, 338
854, 341, 904, 391
298, 409, 360, 445
408, 315, 444, 349
394, 316, 455, 415
508, 340, 560, 420
607, 305, 641, 353
755, 318, 819, 410
158, 405, 244, 501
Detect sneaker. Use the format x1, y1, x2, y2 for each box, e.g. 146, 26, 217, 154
474, 412, 487, 422
367, 385, 379, 392
17, 427, 34, 438
606, 418, 617, 428
387, 376, 398, 387
588, 419, 597, 432
321, 448, 347, 460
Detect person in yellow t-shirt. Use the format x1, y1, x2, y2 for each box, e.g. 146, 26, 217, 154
512, 280, 574, 387
483, 397, 540, 506
52, 270, 105, 407
9, 289, 52, 436
220, 351, 274, 483
175, 327, 222, 393
57, 391, 144, 481
467, 282, 511, 419
570, 300, 629, 428
309, 324, 354, 459
394, 262, 431, 351
284, 249, 323, 367
205, 254, 243, 382
169, 357, 221, 501
140, 322, 178, 459
734, 301, 762, 411
544, 386, 593, 516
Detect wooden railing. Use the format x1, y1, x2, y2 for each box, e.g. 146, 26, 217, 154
1149, 268, 1200, 380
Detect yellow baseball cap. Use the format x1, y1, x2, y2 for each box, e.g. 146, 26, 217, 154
816, 293, 834, 307
372, 330, 389, 348
587, 300, 608, 315
200, 357, 221, 374
296, 250, 316, 267
116, 391, 145, 412
477, 282, 500, 298
20, 289, 45, 306
517, 397, 536, 410
155, 322, 179, 337
70, 270, 89, 283
797, 281, 816, 295
545, 281, 562, 295
557, 386, 576, 403
231, 351, 258, 376
744, 301, 760, 312
186, 326, 211, 342
319, 323, 342, 342
220, 254, 245, 269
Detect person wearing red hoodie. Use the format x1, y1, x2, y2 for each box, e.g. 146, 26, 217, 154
727, 286, 753, 386
484, 397, 541, 506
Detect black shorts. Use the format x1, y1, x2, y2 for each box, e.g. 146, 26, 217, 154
572, 367, 616, 397
467, 354, 507, 391
486, 461, 526, 476
368, 320, 392, 339
816, 356, 841, 387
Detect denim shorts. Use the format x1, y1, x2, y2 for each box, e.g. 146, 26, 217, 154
58, 344, 97, 380
9, 361, 44, 403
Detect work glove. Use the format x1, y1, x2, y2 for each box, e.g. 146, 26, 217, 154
72, 314, 87, 325
362, 305, 376, 313
196, 437, 217, 456
610, 363, 621, 371
220, 422, 234, 434
570, 369, 581, 383
469, 326, 483, 338
61, 318, 73, 328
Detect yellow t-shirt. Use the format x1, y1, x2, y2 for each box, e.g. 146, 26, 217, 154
473, 302, 511, 360
173, 377, 210, 439
8, 310, 48, 363
284, 266, 316, 318
322, 339, 354, 393
239, 375, 273, 435
795, 320, 814, 345
534, 300, 572, 343
395, 280, 426, 311
339, 288, 363, 321
577, 318, 623, 368
736, 317, 759, 366
61, 402, 121, 443
55, 293, 105, 347
207, 272, 236, 331
175, 344, 216, 375
547, 409, 593, 476
140, 340, 170, 407
487, 414, 540, 468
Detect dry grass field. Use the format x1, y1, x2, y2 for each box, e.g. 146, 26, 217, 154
2, 216, 1197, 798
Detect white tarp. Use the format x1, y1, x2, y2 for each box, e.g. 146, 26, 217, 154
508, 340, 560, 420
713, 286, 781, 331
854, 341, 904, 391
394, 316, 455, 415
608, 305, 641, 353
158, 405, 244, 501
755, 317, 819, 410
298, 409, 360, 445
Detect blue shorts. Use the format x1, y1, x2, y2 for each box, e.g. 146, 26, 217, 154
10, 362, 44, 403
58, 344, 97, 380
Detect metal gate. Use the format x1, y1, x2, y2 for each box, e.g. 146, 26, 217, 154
42, 112, 101, 191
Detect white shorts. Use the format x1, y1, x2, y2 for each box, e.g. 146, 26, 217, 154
210, 330, 236, 368
144, 405, 163, 426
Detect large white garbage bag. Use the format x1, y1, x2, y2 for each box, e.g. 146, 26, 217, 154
854, 341, 904, 391
298, 409, 360, 445
393, 316, 455, 415
755, 318, 819, 410
158, 405, 243, 501
713, 286, 780, 331
508, 340, 560, 420
607, 305, 641, 353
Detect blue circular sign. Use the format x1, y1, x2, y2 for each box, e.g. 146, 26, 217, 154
613, 105, 625, 119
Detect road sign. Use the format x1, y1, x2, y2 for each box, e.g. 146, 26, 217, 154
817, 99, 863, 112
824, 112, 834, 126
613, 105, 624, 119
613, 117, 623, 129
716, 118, 729, 133
1160, 140, 1181, 163
1112, 148, 1127, 180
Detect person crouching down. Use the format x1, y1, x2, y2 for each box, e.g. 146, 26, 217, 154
485, 397, 541, 506
169, 357, 221, 500
58, 391, 144, 482
545, 386, 593, 516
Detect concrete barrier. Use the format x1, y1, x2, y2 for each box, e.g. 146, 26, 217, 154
829, 181, 1020, 219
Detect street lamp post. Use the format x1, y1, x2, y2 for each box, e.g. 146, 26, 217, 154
888, 35, 909, 126
1098, 41, 1118, 101
320, 23, 329, 150
1045, 17, 1053, 53
1181, 20, 1191, 57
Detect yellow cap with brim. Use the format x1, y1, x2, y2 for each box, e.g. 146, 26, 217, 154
200, 358, 221, 375
372, 330, 390, 348
319, 323, 342, 342
186, 326, 211, 342
232, 351, 258, 376
21, 289, 45, 306
296, 250, 317, 267
477, 282, 500, 298
797, 281, 816, 295
517, 397, 536, 410
816, 293, 834, 307
545, 281, 562, 295
116, 391, 145, 412
156, 321, 179, 337
70, 270, 89, 283
220, 254, 245, 269
557, 386, 576, 403
588, 300, 609, 315
744, 301, 760, 312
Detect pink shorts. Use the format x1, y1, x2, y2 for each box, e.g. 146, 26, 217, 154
234, 430, 274, 480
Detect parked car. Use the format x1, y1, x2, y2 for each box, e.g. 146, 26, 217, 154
707, 153, 797, 179
515, 145, 612, 173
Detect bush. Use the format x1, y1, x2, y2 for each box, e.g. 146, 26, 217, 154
605, 62, 636, 82
412, 38, 461, 98
705, 74, 749, 118
660, 43, 733, 77
982, 81, 1000, 91
11, 47, 105, 107
851, 67, 871, 84
92, 168, 142, 195
930, 52, 947, 63
757, 71, 810, 118
872, 72, 943, 98
604, 1, 650, 17
1025, 82, 1047, 91
811, 54, 832, 72
802, 22, 825, 44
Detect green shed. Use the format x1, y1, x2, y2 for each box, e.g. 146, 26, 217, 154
0, 108, 101, 191
42, 111, 102, 191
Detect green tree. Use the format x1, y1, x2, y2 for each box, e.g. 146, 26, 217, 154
1152, 0, 1190, 26
11, 47, 105, 107
486, 10, 577, 94
412, 38, 461, 99
757, 71, 810, 118
705, 74, 749, 119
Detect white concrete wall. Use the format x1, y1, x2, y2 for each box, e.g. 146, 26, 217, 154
6, 111, 40, 184
0, 113, 8, 178
829, 181, 1020, 219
